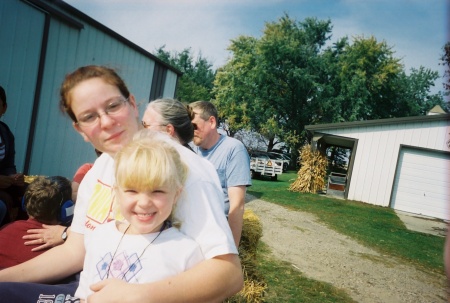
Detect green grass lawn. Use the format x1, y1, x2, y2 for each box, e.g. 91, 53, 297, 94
247, 171, 445, 302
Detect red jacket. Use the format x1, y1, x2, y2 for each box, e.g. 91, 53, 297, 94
0, 218, 49, 268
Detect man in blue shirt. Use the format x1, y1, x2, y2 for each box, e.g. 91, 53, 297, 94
189, 101, 251, 247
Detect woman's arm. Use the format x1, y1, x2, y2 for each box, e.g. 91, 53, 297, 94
88, 254, 243, 303
23, 224, 67, 251
0, 231, 85, 283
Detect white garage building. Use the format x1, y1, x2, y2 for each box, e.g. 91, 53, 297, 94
305, 109, 450, 220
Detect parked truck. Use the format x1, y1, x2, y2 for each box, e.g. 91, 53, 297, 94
250, 154, 283, 181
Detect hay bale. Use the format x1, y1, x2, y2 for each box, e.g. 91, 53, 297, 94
230, 270, 267, 303
225, 209, 267, 303
239, 209, 263, 257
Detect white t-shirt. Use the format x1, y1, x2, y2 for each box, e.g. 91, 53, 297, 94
75, 221, 204, 299
71, 139, 236, 259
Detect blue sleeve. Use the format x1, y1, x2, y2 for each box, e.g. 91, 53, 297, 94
226, 143, 252, 188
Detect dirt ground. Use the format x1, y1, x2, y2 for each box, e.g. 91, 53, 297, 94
245, 195, 448, 303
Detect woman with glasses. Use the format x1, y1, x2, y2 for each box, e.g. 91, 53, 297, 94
142, 98, 194, 151
0, 65, 242, 302
22, 87, 136, 252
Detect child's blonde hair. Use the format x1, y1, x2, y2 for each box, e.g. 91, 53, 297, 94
115, 130, 188, 192
114, 131, 188, 227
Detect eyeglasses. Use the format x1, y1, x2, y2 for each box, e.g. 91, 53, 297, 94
76, 97, 129, 127
141, 121, 167, 129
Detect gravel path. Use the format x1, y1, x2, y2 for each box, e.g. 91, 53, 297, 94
245, 196, 447, 303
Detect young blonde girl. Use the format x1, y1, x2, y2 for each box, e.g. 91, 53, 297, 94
75, 130, 204, 301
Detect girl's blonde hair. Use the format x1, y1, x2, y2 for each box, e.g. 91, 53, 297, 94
114, 131, 188, 228
114, 130, 188, 193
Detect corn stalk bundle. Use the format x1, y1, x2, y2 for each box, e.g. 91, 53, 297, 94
225, 209, 267, 303
289, 144, 327, 193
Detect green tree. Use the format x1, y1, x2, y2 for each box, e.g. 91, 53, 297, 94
214, 15, 332, 151
317, 36, 447, 121
155, 46, 215, 102
214, 14, 447, 156
332, 36, 403, 121
213, 36, 260, 137
393, 67, 447, 115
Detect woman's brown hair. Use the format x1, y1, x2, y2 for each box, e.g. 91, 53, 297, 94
59, 65, 130, 122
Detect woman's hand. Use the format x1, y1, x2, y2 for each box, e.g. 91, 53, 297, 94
23, 224, 66, 251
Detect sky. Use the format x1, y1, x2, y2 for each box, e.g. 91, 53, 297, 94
64, 0, 448, 93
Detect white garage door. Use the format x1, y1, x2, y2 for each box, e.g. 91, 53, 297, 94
391, 147, 450, 220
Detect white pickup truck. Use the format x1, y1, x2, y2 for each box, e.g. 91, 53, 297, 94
250, 154, 283, 181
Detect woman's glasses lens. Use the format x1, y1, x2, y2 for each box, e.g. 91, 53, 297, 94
77, 97, 128, 126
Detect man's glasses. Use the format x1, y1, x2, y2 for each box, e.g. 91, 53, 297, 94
76, 97, 129, 127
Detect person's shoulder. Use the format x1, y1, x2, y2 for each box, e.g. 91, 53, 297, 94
95, 152, 113, 163
73, 163, 94, 182
184, 151, 216, 174
88, 153, 114, 173
176, 144, 203, 163
0, 220, 18, 232
78, 163, 94, 171
164, 226, 186, 236
0, 121, 9, 129
164, 227, 200, 245
221, 135, 247, 152
187, 142, 198, 153
222, 134, 243, 146
0, 218, 41, 232
0, 121, 13, 136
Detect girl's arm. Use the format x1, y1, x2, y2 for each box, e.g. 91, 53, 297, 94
88, 253, 243, 303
